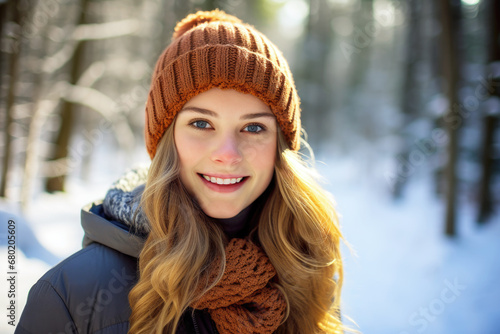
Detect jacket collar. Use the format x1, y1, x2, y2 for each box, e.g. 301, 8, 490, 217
81, 201, 145, 258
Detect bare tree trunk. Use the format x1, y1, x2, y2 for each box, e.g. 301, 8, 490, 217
44, 0, 90, 193
477, 0, 500, 223
298, 0, 335, 147
0, 0, 8, 81
1, 0, 26, 198
478, 115, 498, 222
20, 3, 53, 210
429, 0, 446, 197
486, 0, 500, 62
347, 0, 374, 91
439, 0, 461, 236
392, 0, 422, 198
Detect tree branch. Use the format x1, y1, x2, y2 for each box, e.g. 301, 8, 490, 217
73, 19, 140, 41
61, 83, 136, 151
42, 19, 140, 73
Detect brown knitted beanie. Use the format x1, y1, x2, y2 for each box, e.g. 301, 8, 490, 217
145, 9, 301, 159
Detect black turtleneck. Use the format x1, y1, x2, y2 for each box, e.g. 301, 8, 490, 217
213, 203, 254, 239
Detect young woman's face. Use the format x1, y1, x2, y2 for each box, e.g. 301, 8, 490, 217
174, 88, 277, 219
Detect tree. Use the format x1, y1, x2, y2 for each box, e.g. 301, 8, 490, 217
477, 0, 500, 223
1, 0, 31, 198
439, 0, 462, 236
44, 0, 91, 193
392, 0, 423, 198
297, 0, 336, 147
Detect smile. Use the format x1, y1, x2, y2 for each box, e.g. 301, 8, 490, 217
197, 173, 249, 193
201, 174, 245, 185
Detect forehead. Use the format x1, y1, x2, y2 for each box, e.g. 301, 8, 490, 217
179, 88, 274, 118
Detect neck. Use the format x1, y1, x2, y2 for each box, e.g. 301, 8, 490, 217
214, 204, 254, 239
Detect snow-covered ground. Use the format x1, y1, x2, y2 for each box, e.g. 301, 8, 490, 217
315, 156, 500, 334
1, 151, 499, 334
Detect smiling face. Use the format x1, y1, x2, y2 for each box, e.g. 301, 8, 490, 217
173, 88, 277, 219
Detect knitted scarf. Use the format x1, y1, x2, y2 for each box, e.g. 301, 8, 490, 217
103, 167, 287, 333
191, 238, 287, 334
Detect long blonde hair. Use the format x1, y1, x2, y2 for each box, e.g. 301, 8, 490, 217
128, 121, 345, 333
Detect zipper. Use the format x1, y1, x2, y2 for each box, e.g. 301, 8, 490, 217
191, 312, 200, 334
191, 310, 218, 334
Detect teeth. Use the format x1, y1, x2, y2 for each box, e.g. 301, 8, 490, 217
202, 175, 244, 185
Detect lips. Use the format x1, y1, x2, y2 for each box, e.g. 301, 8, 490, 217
197, 173, 249, 193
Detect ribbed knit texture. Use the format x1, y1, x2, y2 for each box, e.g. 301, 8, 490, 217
145, 9, 301, 159
191, 238, 287, 334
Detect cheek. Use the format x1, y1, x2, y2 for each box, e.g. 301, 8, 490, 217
242, 139, 276, 175
175, 133, 203, 195
261, 145, 276, 175
175, 133, 205, 166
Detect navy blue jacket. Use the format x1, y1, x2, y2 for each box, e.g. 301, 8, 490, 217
15, 202, 218, 334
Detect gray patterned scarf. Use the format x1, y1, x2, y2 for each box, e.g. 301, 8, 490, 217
102, 165, 150, 236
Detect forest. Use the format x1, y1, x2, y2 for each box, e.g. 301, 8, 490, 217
1, 0, 498, 231
1, 0, 498, 233
0, 0, 499, 333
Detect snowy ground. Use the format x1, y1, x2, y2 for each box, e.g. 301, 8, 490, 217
1, 151, 499, 334
315, 156, 500, 334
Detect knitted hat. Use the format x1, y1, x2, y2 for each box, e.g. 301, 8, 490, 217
145, 9, 301, 159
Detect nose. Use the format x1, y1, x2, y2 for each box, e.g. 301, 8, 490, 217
211, 133, 243, 165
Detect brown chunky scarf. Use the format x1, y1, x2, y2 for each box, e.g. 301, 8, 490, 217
191, 239, 287, 334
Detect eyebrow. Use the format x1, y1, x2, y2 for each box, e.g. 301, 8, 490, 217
180, 107, 275, 120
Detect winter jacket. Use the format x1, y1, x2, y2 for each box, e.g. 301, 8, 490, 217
15, 168, 220, 334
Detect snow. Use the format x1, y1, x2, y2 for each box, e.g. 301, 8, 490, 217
1, 151, 499, 334
315, 156, 500, 334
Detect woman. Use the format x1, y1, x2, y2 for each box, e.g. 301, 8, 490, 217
16, 9, 346, 334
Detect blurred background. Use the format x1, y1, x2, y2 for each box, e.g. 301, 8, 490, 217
0, 0, 499, 333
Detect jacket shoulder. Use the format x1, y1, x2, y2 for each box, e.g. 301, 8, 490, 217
41, 241, 138, 286
18, 243, 138, 334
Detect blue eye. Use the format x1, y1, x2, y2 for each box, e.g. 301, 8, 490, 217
191, 120, 211, 129
245, 124, 264, 133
